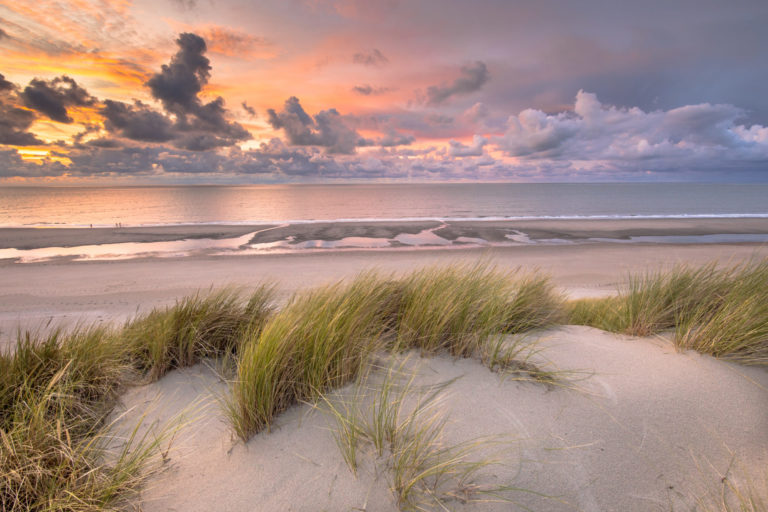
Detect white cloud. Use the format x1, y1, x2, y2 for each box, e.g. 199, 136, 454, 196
493, 90, 768, 171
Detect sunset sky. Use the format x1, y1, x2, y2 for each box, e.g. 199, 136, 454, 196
1, 0, 767, 183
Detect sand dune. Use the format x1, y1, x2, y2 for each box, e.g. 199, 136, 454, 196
115, 326, 768, 511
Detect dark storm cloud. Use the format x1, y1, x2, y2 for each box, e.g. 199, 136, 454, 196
352, 49, 388, 67
267, 96, 364, 154
147, 33, 211, 116
0, 74, 44, 145
185, 96, 250, 140
426, 61, 489, 106
20, 76, 95, 123
96, 33, 250, 150
0, 104, 43, 145
0, 28, 8, 39
0, 73, 15, 91
101, 100, 175, 142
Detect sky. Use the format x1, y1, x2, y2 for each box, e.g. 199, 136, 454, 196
1, 0, 768, 183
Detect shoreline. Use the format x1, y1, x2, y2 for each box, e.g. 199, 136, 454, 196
0, 218, 766, 259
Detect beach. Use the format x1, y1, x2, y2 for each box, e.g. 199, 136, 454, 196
2, 217, 767, 340
1, 218, 767, 510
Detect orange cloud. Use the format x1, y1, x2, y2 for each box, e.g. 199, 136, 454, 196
197, 26, 277, 59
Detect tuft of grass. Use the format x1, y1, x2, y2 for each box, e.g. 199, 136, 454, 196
228, 265, 563, 440
0, 328, 170, 512
481, 335, 559, 387
0, 327, 127, 435
124, 285, 274, 381
675, 261, 768, 365
567, 260, 768, 365
227, 273, 395, 439
394, 263, 563, 357
321, 358, 529, 511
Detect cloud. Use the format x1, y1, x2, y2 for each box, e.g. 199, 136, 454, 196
101, 100, 176, 142
449, 135, 487, 156
242, 101, 256, 117
376, 129, 414, 147
0, 74, 44, 145
20, 76, 95, 123
0, 28, 8, 40
267, 96, 364, 154
197, 26, 273, 58
96, 33, 251, 150
147, 33, 211, 115
0, 73, 15, 91
493, 90, 768, 171
352, 49, 388, 67
352, 84, 391, 96
426, 61, 489, 106
0, 148, 69, 177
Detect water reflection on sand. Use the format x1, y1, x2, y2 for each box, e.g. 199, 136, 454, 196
2, 225, 768, 263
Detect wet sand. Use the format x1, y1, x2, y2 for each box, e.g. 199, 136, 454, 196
2, 217, 767, 250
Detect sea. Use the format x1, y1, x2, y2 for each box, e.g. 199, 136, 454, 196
1, 183, 767, 261
2, 183, 768, 227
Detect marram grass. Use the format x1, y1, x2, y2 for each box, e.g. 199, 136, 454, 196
568, 260, 768, 365
227, 264, 564, 440
3, 260, 767, 510
394, 263, 563, 356
1, 287, 272, 511
0, 329, 168, 512
321, 358, 553, 511
123, 285, 275, 381
227, 272, 397, 439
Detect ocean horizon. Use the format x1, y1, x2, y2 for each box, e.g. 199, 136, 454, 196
2, 182, 768, 228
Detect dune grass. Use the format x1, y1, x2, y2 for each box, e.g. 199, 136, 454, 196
321, 359, 524, 511
0, 328, 166, 511
227, 264, 563, 440
567, 260, 768, 365
227, 273, 397, 439
124, 285, 275, 381
3, 259, 766, 509
0, 287, 273, 511
394, 264, 563, 357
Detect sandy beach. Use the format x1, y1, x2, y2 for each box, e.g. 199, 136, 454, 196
1, 217, 767, 340
1, 218, 767, 510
